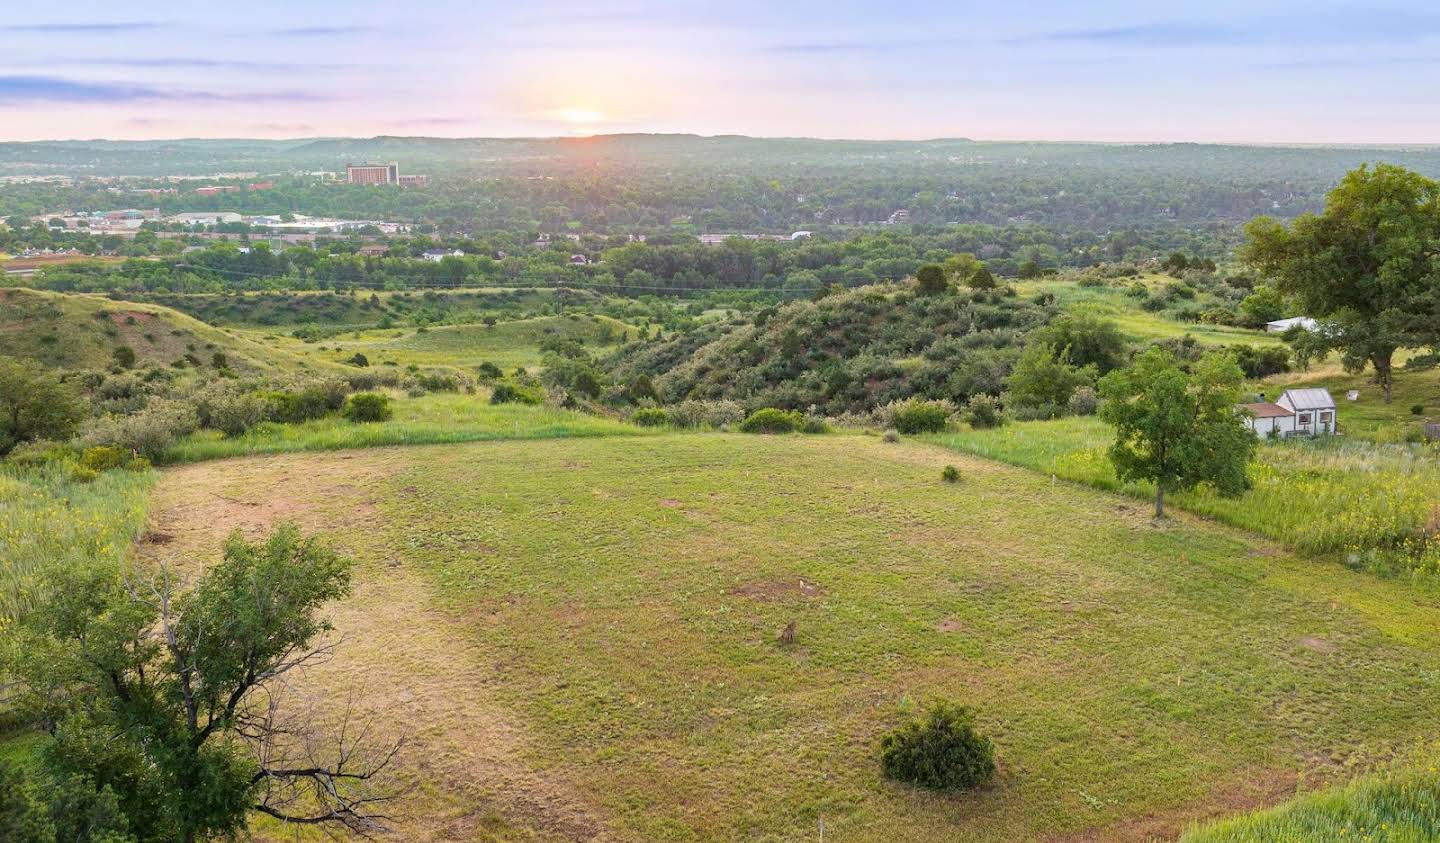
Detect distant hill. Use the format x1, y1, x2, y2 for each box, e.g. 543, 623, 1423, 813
604, 284, 1052, 414
0, 288, 332, 375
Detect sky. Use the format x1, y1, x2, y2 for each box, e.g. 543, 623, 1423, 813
3, 0, 1440, 143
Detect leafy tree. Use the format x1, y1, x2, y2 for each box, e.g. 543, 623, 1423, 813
914, 263, 948, 296
1098, 347, 1255, 518
0, 359, 87, 455
112, 346, 137, 369
1003, 342, 1094, 418
1160, 252, 1190, 275
966, 264, 997, 289
4, 525, 400, 842
1238, 285, 1285, 327
1031, 312, 1128, 374
1244, 163, 1440, 402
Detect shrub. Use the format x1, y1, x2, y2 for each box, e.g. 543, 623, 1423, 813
205, 392, 268, 437
941, 464, 961, 483
490, 381, 544, 405
880, 702, 996, 792
888, 399, 953, 434
1412, 404, 1425, 416
112, 345, 137, 369
738, 408, 803, 434
79, 399, 198, 461
80, 445, 149, 473
0, 359, 88, 456
631, 407, 670, 427
964, 395, 1004, 429
1067, 385, 1100, 416
476, 361, 503, 380
668, 399, 745, 429
800, 413, 829, 434
347, 352, 370, 367
343, 392, 393, 423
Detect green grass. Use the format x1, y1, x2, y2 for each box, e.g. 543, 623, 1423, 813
1260, 365, 1440, 444
0, 462, 152, 623
1015, 275, 1283, 347
0, 287, 333, 374
261, 313, 635, 372
161, 392, 651, 463
933, 417, 1440, 579
159, 434, 1440, 840
1180, 761, 1440, 842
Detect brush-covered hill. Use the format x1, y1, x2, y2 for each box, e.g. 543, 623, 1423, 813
605, 284, 1054, 414
0, 287, 335, 375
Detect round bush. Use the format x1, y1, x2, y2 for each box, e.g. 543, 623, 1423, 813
1067, 386, 1100, 416
343, 392, 393, 423
880, 702, 996, 792
1412, 404, 1425, 416
941, 465, 961, 483
631, 407, 670, 427
882, 429, 900, 443
891, 399, 952, 434
738, 408, 803, 434
964, 395, 1004, 429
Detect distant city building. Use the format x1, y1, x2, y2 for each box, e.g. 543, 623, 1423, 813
422, 248, 464, 262
248, 181, 274, 191
397, 174, 428, 187
358, 245, 390, 257
195, 185, 240, 196
887, 209, 911, 225
347, 162, 399, 185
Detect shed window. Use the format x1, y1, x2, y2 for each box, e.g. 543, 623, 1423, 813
1298, 413, 1312, 426
1320, 411, 1333, 424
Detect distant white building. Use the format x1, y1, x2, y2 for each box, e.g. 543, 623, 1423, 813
422, 249, 464, 262
1238, 388, 1337, 438
1266, 316, 1318, 333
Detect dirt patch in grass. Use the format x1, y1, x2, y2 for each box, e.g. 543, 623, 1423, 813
936, 617, 965, 633
148, 451, 605, 841
1053, 768, 1297, 843
728, 577, 826, 602
1299, 635, 1338, 654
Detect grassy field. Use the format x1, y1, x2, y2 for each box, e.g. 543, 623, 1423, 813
137, 434, 1440, 841
0, 461, 152, 622
163, 392, 648, 463
256, 313, 635, 373
1257, 365, 1440, 444
1180, 759, 1440, 842
1014, 275, 1283, 347
933, 417, 1440, 580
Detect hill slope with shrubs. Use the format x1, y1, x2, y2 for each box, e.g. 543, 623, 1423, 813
0, 287, 329, 375
603, 284, 1054, 416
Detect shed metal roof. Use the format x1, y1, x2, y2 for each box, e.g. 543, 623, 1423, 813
1279, 388, 1336, 410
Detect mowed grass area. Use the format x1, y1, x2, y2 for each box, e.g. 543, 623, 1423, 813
934, 417, 1440, 579
162, 392, 648, 463
147, 434, 1440, 840
1014, 276, 1282, 347
1180, 759, 1440, 842
256, 313, 634, 372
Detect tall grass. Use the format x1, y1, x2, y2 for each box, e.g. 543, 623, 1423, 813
162, 393, 654, 464
934, 417, 1440, 578
1180, 764, 1440, 842
0, 463, 152, 623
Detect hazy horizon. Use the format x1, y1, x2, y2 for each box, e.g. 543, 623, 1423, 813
5, 1, 1440, 145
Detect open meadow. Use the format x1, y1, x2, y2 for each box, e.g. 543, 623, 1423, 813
126, 432, 1440, 841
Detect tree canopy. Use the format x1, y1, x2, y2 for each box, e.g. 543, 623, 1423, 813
1098, 347, 1255, 518
1243, 163, 1440, 402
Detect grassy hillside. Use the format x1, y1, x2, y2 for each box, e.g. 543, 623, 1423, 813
141, 287, 576, 329
139, 434, 1440, 840
1015, 274, 1283, 347
935, 415, 1440, 579
265, 312, 634, 372
1180, 761, 1440, 842
0, 288, 335, 375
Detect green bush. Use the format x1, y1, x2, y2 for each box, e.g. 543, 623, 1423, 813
891, 399, 952, 434
490, 381, 544, 406
476, 361, 503, 380
206, 393, 268, 437
941, 464, 961, 483
880, 702, 996, 792
964, 395, 1004, 429
1411, 404, 1425, 415
80, 446, 149, 473
631, 407, 670, 427
738, 408, 803, 434
882, 429, 900, 443
800, 413, 829, 434
343, 392, 393, 423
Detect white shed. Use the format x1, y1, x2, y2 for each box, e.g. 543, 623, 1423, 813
1238, 388, 1337, 438
1265, 316, 1318, 333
